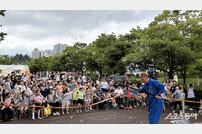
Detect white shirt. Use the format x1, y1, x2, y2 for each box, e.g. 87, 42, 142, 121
14, 85, 22, 93
42, 77, 47, 81
22, 85, 26, 92
56, 75, 60, 81
96, 80, 100, 85
114, 89, 124, 95
100, 81, 109, 89
26, 87, 34, 101
63, 91, 73, 100
23, 75, 29, 82
82, 76, 87, 82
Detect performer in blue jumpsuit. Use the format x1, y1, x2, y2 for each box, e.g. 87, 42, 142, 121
139, 72, 165, 124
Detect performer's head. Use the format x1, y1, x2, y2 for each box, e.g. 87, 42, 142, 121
139, 72, 149, 83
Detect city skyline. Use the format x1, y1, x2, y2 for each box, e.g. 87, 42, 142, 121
32, 43, 69, 59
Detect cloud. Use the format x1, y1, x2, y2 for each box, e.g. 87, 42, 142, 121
0, 10, 163, 56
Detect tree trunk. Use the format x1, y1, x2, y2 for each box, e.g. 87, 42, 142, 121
197, 74, 199, 86
183, 75, 186, 85
168, 71, 174, 79
181, 69, 186, 85
99, 68, 102, 79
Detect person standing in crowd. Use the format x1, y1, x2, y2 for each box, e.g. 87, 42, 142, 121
56, 73, 60, 83
181, 85, 186, 114
84, 87, 93, 112
172, 86, 183, 114
73, 86, 79, 113
187, 83, 195, 111
96, 78, 100, 85
100, 78, 109, 93
1, 91, 13, 122
47, 89, 60, 116
126, 85, 134, 108
138, 72, 165, 124
69, 80, 75, 91
62, 89, 73, 115
33, 90, 44, 120
19, 90, 29, 119
56, 81, 63, 94
124, 78, 131, 88
11, 74, 17, 89
82, 75, 87, 83
121, 72, 128, 87
5, 78, 11, 93
77, 87, 85, 113
170, 81, 177, 94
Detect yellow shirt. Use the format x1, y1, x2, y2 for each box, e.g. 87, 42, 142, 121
73, 89, 79, 101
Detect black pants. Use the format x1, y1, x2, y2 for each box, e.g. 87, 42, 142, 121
187, 98, 195, 109
49, 102, 60, 113
173, 101, 182, 110
101, 88, 108, 93
116, 97, 123, 108
94, 98, 106, 110
1, 107, 13, 122
127, 98, 134, 107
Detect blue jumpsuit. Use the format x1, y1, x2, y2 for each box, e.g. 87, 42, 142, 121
139, 78, 165, 124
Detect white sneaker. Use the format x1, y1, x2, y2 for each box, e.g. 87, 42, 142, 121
53, 113, 57, 116
32, 117, 35, 120
56, 112, 60, 115
189, 108, 193, 111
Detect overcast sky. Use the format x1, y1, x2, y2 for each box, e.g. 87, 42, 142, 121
0, 10, 162, 56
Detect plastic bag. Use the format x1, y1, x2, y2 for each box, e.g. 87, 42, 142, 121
44, 104, 51, 116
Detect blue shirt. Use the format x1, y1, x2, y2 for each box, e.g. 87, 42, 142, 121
139, 78, 165, 124
69, 83, 75, 91
174, 90, 182, 99
94, 89, 104, 98
132, 90, 138, 95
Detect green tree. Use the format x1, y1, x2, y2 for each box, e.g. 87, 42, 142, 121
148, 10, 201, 83
0, 10, 6, 44
90, 33, 117, 77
